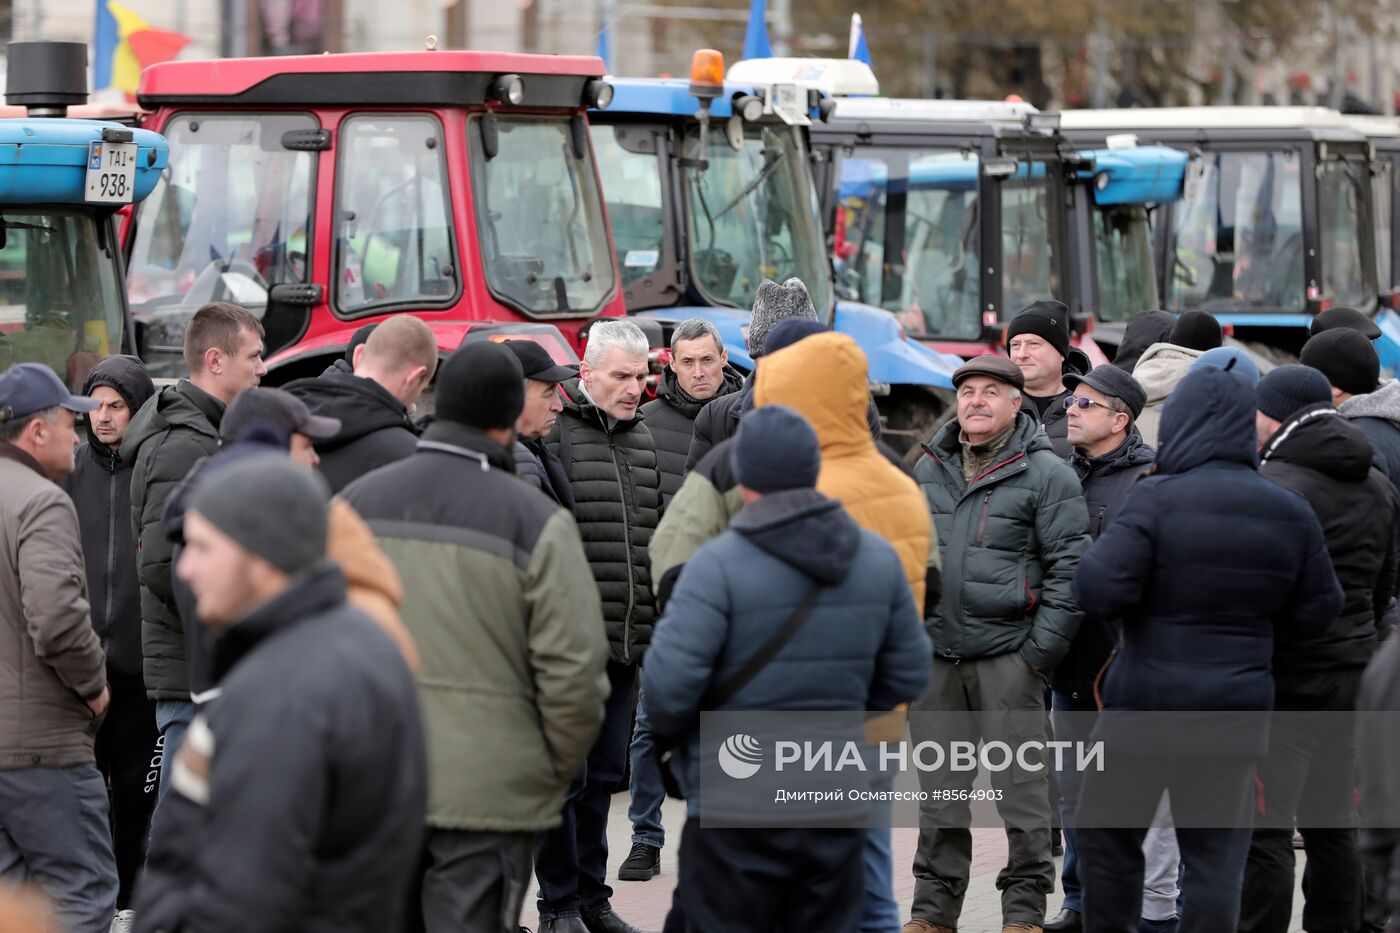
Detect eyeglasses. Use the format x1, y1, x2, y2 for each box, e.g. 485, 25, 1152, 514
1063, 395, 1121, 413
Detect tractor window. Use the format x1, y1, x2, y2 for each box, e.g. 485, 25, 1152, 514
127, 113, 315, 373
590, 125, 665, 289
336, 115, 459, 314
468, 114, 616, 316
1374, 158, 1395, 294
1000, 160, 1060, 315
1093, 204, 1159, 322
1318, 159, 1375, 312
0, 209, 124, 391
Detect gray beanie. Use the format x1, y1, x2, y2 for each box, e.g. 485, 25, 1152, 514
748, 277, 817, 357
189, 455, 330, 575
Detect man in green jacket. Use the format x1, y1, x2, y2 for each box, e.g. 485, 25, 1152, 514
906, 355, 1091, 933
122, 302, 265, 798
343, 342, 608, 932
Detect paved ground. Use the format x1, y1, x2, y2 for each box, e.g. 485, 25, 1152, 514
520, 793, 1310, 932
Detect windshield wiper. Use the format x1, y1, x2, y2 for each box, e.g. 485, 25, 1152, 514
716, 148, 787, 219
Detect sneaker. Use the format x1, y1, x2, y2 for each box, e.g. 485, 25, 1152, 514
616, 842, 660, 881
111, 911, 136, 933
903, 921, 954, 933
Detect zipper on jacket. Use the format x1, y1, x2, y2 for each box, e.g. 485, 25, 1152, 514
610, 436, 637, 663
975, 492, 992, 546
1024, 579, 1038, 614
1095, 504, 1107, 538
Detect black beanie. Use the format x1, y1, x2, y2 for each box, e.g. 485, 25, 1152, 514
1006, 300, 1071, 360
763, 318, 829, 357
189, 455, 329, 575
1169, 311, 1223, 351
435, 342, 525, 430
1255, 364, 1333, 422
1309, 306, 1381, 340
1300, 328, 1381, 397
732, 405, 821, 493
344, 323, 379, 363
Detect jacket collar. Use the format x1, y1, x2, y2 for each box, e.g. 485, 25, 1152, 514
1071, 431, 1155, 481
563, 377, 643, 434
0, 439, 46, 478
178, 379, 228, 427
419, 420, 516, 474
656, 366, 743, 419
926, 410, 1047, 493
211, 561, 347, 680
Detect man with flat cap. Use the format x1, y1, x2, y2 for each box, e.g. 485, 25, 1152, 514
342, 342, 609, 933
906, 355, 1091, 933
505, 339, 578, 510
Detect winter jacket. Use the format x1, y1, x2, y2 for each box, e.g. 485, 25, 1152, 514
649, 438, 746, 610
1340, 379, 1400, 497
59, 355, 155, 680
753, 333, 934, 608
643, 488, 932, 816
1073, 366, 1343, 757
514, 438, 576, 512
1112, 309, 1176, 374
916, 410, 1090, 673
284, 372, 419, 493
1131, 342, 1206, 447
1258, 404, 1399, 679
343, 422, 609, 830
686, 374, 752, 472
136, 563, 427, 933
547, 378, 661, 664
641, 366, 743, 505
1021, 388, 1074, 459
122, 379, 224, 700
1053, 433, 1156, 700
0, 443, 107, 769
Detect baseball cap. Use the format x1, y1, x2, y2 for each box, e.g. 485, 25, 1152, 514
220, 388, 342, 445
0, 363, 98, 424
503, 339, 575, 383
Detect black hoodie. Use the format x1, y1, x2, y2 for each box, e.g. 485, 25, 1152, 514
1260, 403, 1400, 678
284, 372, 419, 493
59, 355, 155, 679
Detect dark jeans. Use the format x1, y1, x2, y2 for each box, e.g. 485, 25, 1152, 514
668, 816, 864, 933
1077, 753, 1254, 933
910, 653, 1056, 927
410, 829, 534, 933
94, 673, 159, 908
628, 683, 665, 849
153, 698, 195, 802
536, 660, 636, 920
1240, 672, 1363, 933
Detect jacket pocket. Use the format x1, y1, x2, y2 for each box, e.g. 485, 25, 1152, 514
974, 492, 993, 546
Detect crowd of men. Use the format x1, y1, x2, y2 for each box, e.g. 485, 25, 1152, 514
1, 285, 1400, 933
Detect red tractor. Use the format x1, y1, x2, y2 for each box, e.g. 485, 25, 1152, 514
123, 48, 623, 380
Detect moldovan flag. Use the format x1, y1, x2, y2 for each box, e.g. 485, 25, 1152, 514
93, 0, 190, 99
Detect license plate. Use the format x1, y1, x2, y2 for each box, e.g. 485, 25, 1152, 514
85, 141, 138, 204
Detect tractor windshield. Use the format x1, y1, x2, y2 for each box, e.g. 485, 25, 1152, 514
682, 123, 832, 316
1317, 158, 1375, 312
1093, 204, 1159, 322
0, 208, 125, 392
833, 149, 982, 340
468, 114, 616, 317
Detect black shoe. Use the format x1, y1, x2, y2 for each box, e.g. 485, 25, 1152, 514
616, 842, 661, 881
537, 921, 589, 933
1045, 908, 1083, 933
581, 906, 649, 933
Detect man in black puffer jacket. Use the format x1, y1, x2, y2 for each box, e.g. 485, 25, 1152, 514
1240, 365, 1400, 933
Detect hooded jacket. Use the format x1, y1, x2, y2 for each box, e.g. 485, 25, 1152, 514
59, 355, 155, 680
1073, 367, 1343, 755
1340, 379, 1400, 496
1054, 432, 1156, 701
643, 488, 932, 816
1131, 342, 1206, 447
547, 378, 661, 664
916, 410, 1090, 672
1259, 404, 1399, 678
1112, 310, 1176, 374
753, 333, 933, 607
122, 380, 225, 699
284, 372, 419, 493
136, 563, 427, 933
641, 365, 743, 504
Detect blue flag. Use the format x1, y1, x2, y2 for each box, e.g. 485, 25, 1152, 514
93, 0, 119, 89
596, 24, 611, 72
849, 13, 871, 66
743, 0, 772, 60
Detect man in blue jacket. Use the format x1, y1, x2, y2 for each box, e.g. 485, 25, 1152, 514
644, 404, 932, 933
1072, 364, 1343, 933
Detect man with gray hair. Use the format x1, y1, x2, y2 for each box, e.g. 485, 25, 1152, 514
686, 277, 818, 470
536, 319, 660, 933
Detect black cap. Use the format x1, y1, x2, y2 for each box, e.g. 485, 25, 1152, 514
0, 362, 97, 424
221, 388, 342, 445
436, 342, 525, 430
952, 355, 1025, 391
503, 339, 575, 383
1310, 306, 1382, 340
1169, 311, 1223, 351
1006, 300, 1071, 360
344, 323, 380, 363
1300, 328, 1381, 397
1065, 364, 1148, 420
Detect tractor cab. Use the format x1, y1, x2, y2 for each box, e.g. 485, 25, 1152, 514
124, 47, 621, 381
1061, 107, 1376, 358
0, 42, 168, 391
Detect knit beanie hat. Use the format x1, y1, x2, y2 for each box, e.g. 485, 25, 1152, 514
1190, 346, 1261, 388
1299, 328, 1381, 397
436, 342, 525, 430
1169, 311, 1223, 351
732, 404, 821, 494
748, 278, 818, 357
762, 318, 829, 357
1006, 300, 1071, 360
1255, 365, 1334, 423
189, 454, 329, 575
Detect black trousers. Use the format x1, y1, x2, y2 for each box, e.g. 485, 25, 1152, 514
93, 673, 158, 909
666, 817, 864, 933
